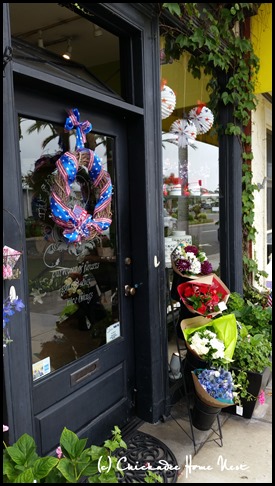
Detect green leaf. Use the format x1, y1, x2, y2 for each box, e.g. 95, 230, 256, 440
5, 434, 38, 466
250, 334, 264, 345
90, 445, 107, 461
33, 457, 59, 479
163, 3, 182, 17
60, 427, 87, 458
57, 457, 78, 482
221, 91, 229, 105
190, 28, 205, 48
3, 453, 20, 482
175, 35, 189, 48
79, 460, 99, 477
98, 469, 119, 483
13, 468, 35, 483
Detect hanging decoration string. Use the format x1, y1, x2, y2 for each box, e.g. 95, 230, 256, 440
183, 52, 187, 118
168, 53, 197, 147
188, 67, 214, 135
201, 69, 204, 105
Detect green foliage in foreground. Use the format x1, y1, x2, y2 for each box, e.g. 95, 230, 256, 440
3, 426, 163, 483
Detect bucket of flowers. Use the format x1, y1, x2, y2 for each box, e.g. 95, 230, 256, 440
191, 368, 237, 430
180, 314, 238, 379
170, 243, 217, 338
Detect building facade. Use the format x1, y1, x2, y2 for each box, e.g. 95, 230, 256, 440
3, 3, 272, 455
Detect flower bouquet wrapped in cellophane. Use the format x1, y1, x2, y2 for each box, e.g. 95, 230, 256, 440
177, 274, 230, 318
191, 368, 236, 408
181, 313, 238, 365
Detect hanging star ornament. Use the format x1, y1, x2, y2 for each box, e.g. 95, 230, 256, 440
169, 119, 197, 147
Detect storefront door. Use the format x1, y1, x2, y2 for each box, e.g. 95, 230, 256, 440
4, 3, 168, 454
13, 87, 137, 455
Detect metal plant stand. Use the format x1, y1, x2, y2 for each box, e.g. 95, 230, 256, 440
167, 278, 223, 455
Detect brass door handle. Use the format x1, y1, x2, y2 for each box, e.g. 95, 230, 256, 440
124, 285, 136, 296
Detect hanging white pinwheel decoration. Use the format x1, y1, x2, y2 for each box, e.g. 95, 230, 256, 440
188, 102, 214, 135
161, 82, 176, 120
169, 119, 197, 147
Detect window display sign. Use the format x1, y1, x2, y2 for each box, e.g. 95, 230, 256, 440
32, 357, 51, 381
106, 322, 120, 343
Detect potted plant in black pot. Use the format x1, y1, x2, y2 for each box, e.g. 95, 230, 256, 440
223, 292, 272, 418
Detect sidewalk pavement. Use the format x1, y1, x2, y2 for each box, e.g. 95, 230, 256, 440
138, 377, 272, 484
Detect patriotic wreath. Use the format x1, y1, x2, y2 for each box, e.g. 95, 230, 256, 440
49, 109, 113, 244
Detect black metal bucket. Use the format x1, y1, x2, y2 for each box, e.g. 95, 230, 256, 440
192, 395, 221, 431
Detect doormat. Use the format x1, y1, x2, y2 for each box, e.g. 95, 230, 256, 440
115, 430, 179, 483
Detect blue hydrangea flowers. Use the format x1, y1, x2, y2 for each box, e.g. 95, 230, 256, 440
195, 368, 235, 404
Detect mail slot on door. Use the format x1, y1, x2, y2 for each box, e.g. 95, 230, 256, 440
70, 359, 99, 386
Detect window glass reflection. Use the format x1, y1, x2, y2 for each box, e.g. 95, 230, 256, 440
20, 118, 119, 380
10, 3, 121, 97
162, 137, 220, 272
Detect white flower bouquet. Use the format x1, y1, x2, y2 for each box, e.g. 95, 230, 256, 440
189, 328, 225, 363
181, 314, 238, 366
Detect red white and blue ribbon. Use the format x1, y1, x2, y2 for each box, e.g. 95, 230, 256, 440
64, 108, 92, 150
50, 147, 112, 243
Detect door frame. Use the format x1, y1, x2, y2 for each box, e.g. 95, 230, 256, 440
3, 2, 170, 446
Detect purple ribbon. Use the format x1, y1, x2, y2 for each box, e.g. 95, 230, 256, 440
64, 108, 92, 150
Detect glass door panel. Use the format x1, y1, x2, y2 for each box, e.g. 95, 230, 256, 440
20, 117, 119, 380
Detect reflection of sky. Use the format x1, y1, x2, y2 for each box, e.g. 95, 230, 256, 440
19, 119, 107, 176
19, 119, 59, 176
162, 135, 219, 192
19, 120, 218, 191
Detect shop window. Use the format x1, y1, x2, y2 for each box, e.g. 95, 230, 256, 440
19, 117, 119, 380
161, 51, 220, 274
161, 50, 220, 344
9, 3, 121, 97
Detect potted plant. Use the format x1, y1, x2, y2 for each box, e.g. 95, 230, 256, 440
223, 292, 272, 418
3, 426, 163, 483
225, 323, 272, 419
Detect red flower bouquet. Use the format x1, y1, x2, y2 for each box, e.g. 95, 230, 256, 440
177, 274, 230, 318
